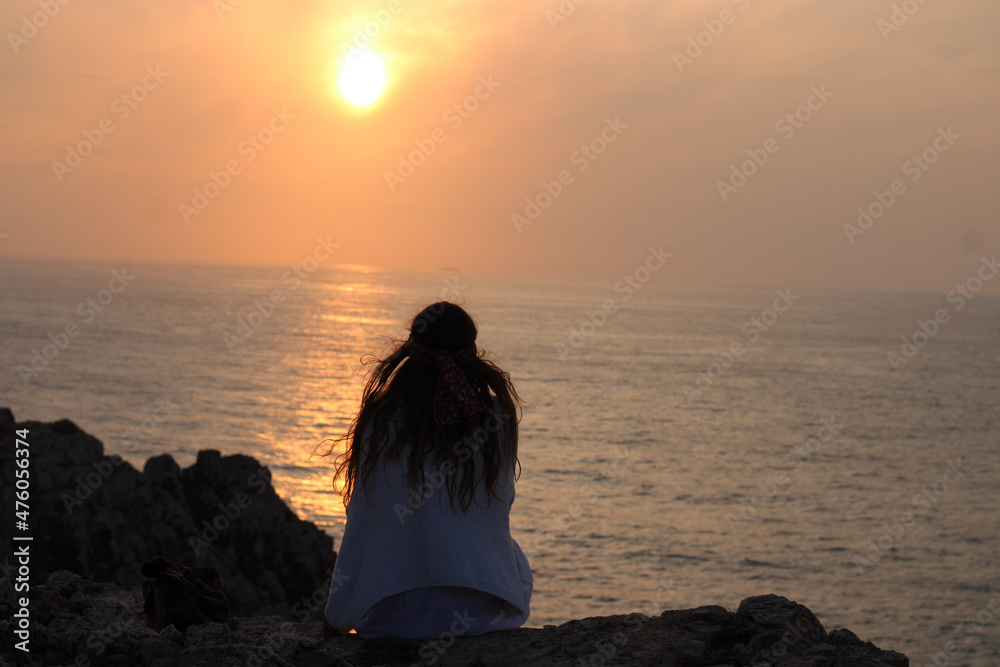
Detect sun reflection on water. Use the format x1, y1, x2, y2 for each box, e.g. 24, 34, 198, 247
245, 269, 412, 536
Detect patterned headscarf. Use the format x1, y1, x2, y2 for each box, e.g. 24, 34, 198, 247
403, 336, 486, 427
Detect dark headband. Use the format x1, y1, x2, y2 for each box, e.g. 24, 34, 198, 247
404, 336, 486, 427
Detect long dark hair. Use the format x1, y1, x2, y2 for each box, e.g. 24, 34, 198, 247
331, 302, 520, 512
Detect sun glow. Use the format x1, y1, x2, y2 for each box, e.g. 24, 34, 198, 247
338, 49, 387, 106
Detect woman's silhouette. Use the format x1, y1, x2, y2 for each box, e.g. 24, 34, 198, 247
324, 302, 532, 638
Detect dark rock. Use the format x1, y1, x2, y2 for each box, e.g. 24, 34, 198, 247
143, 454, 183, 498
47, 570, 83, 598
0, 409, 336, 620
737, 594, 826, 644
68, 590, 90, 605
140, 636, 183, 664
827, 628, 910, 666
0, 408, 13, 431
52, 418, 84, 435
0, 577, 13, 613
0, 575, 909, 666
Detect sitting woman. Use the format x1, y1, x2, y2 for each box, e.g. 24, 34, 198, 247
324, 302, 532, 639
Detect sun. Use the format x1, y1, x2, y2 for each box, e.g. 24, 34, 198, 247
338, 49, 386, 107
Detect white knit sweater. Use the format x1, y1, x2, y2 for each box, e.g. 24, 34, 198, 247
324, 413, 527, 632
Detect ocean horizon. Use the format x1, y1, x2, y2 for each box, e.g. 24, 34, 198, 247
3, 256, 998, 665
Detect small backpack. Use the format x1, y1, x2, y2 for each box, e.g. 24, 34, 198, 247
141, 557, 238, 632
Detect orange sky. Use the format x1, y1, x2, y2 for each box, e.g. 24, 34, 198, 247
1, 0, 998, 293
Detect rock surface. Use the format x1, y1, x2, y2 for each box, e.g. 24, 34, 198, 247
0, 572, 909, 666
0, 408, 336, 619
0, 409, 910, 665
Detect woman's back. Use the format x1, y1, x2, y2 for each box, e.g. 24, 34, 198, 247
323, 302, 532, 638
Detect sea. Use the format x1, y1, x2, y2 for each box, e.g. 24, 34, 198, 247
2, 256, 998, 665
